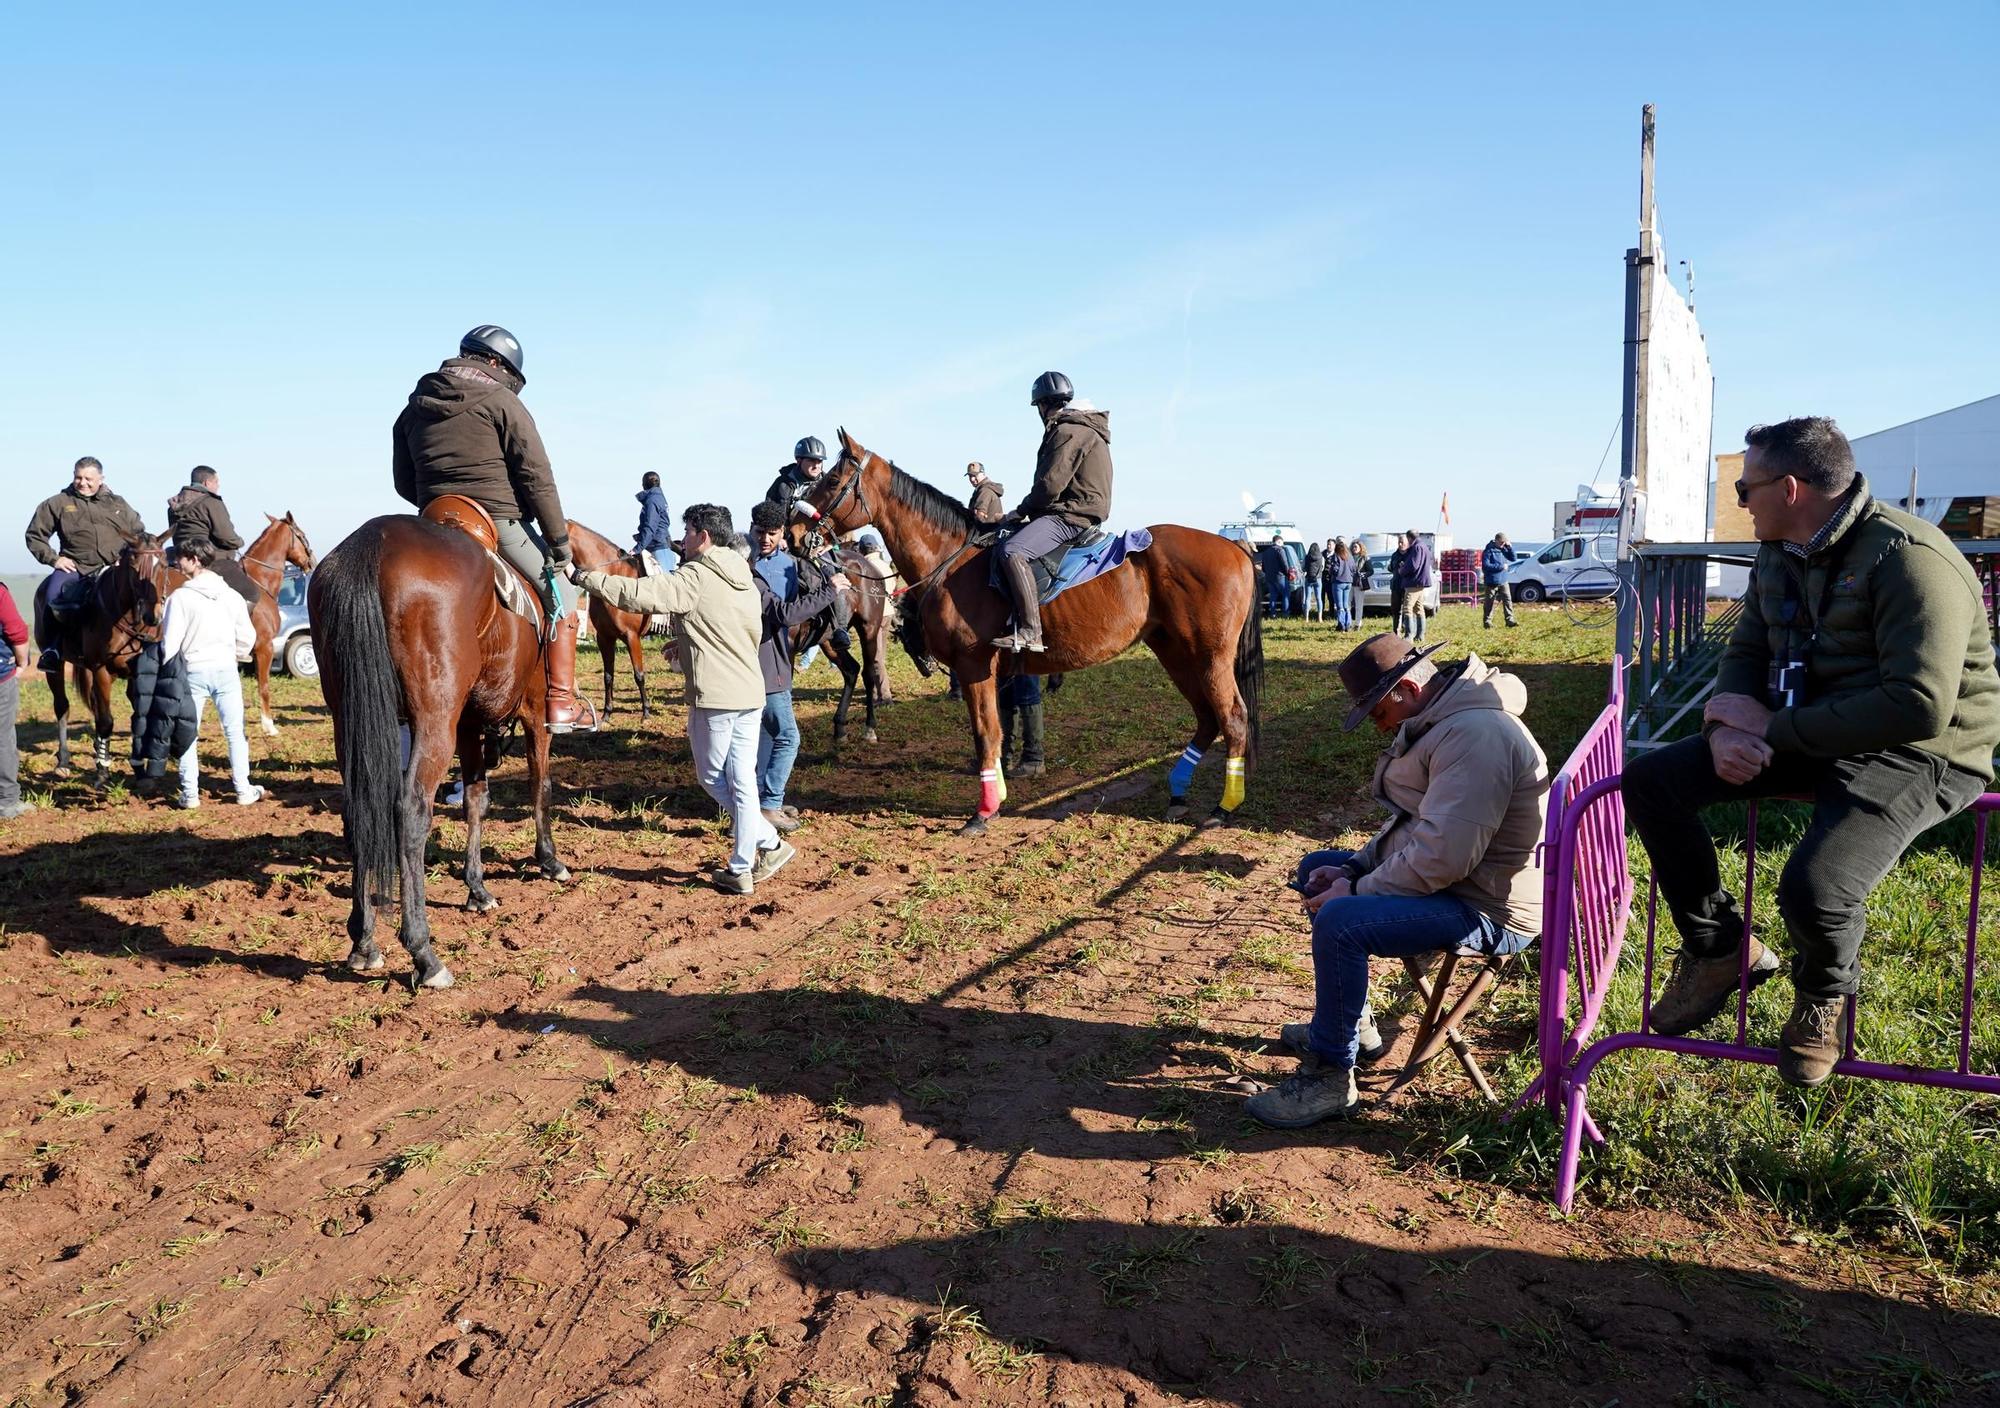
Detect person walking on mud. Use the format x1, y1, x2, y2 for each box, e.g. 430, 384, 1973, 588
392, 324, 596, 733
993, 372, 1112, 653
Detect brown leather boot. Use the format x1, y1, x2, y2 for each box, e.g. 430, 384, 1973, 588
545, 613, 599, 734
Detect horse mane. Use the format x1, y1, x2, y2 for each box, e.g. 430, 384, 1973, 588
885, 462, 974, 538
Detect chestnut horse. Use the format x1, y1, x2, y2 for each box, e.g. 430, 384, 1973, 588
37, 534, 168, 782
236, 514, 318, 735
784, 517, 899, 746
564, 519, 658, 723
309, 515, 567, 990
802, 429, 1262, 833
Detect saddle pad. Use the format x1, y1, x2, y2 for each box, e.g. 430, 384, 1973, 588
990, 527, 1153, 604
485, 549, 544, 631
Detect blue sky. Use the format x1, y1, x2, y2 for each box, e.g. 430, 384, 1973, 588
4, 3, 1995, 570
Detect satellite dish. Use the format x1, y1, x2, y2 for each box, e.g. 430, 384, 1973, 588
1240, 490, 1257, 512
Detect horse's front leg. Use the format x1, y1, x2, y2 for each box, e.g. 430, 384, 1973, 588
961, 670, 1005, 836
254, 637, 279, 736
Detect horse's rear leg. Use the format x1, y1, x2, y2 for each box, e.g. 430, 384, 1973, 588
827, 635, 861, 750
1157, 642, 1244, 828
48, 664, 72, 778
254, 639, 279, 736
598, 630, 619, 722
399, 724, 454, 989
859, 624, 881, 743
526, 719, 570, 882
626, 631, 649, 723
458, 722, 498, 913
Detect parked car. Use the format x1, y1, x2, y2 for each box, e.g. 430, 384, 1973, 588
1504, 533, 1619, 602
1352, 531, 1444, 619
275, 565, 317, 677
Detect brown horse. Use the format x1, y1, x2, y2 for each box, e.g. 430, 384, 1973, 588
563, 519, 659, 722
309, 513, 567, 990
235, 514, 318, 735
37, 534, 168, 782
784, 517, 899, 746
802, 429, 1263, 833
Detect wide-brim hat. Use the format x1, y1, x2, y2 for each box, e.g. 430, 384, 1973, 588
1339, 633, 1449, 731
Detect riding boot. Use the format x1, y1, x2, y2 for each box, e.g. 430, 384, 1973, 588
1016, 698, 1046, 778
990, 554, 1046, 652
545, 613, 600, 734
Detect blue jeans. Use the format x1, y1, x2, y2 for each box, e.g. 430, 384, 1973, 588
1302, 581, 1322, 619
179, 665, 254, 804
1266, 578, 1288, 617
757, 690, 800, 810
1295, 848, 1534, 1067
1332, 581, 1353, 629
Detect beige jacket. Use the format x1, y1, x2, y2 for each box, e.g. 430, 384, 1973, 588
1352, 654, 1550, 936
578, 546, 763, 711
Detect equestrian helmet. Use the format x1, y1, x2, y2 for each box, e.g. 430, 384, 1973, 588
794, 436, 826, 462
1030, 370, 1074, 406
460, 325, 525, 380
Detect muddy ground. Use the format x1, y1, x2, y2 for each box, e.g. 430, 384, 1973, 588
1, 641, 1994, 1408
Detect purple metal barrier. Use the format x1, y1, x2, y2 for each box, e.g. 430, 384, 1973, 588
1550, 793, 2000, 1212
1510, 662, 1632, 1120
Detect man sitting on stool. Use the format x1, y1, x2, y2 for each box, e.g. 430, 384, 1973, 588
1248, 634, 1548, 1128
1623, 417, 2000, 1086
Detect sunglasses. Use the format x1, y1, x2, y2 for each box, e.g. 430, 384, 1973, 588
1734, 474, 1790, 507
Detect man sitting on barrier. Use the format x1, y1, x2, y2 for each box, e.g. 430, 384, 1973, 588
1248, 634, 1549, 1127
1624, 416, 2000, 1087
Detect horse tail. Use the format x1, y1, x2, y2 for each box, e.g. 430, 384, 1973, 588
314, 527, 403, 905
1234, 588, 1264, 765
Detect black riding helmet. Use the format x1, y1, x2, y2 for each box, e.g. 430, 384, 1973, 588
794, 436, 826, 462
1030, 370, 1073, 406
461, 325, 525, 382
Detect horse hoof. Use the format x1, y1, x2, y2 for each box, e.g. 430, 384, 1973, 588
466, 894, 500, 914
864, 729, 878, 744
346, 948, 385, 973
1166, 798, 1190, 823
960, 816, 990, 837
417, 965, 456, 991
543, 864, 572, 884
1200, 807, 1231, 831
260, 718, 279, 738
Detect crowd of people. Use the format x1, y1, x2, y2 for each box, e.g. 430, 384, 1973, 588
1253, 530, 1444, 638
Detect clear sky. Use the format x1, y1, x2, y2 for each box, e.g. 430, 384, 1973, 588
4, 2, 1994, 571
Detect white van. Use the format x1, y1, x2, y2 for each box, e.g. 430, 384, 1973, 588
1504, 533, 1619, 602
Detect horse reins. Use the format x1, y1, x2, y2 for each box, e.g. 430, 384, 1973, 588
811, 446, 981, 600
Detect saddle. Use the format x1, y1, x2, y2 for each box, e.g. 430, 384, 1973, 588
420, 495, 545, 633
988, 526, 1152, 604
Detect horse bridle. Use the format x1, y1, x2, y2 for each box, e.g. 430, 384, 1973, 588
812, 446, 876, 528
242, 521, 315, 575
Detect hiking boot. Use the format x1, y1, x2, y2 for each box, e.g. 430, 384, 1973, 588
709, 865, 753, 896
1650, 940, 1781, 1036
1778, 993, 1850, 1088
1246, 1061, 1358, 1129
762, 807, 800, 834
1016, 699, 1046, 778
1282, 1007, 1384, 1066
780, 804, 801, 821
544, 613, 600, 734
751, 839, 796, 884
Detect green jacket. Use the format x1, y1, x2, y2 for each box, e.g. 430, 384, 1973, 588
25, 485, 147, 571
1717, 475, 2000, 779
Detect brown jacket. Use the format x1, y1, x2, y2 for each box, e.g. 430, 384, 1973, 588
969, 479, 1006, 524
25, 486, 147, 571
577, 545, 763, 711
165, 485, 244, 554
1016, 407, 1112, 526
392, 358, 569, 554
1351, 655, 1550, 936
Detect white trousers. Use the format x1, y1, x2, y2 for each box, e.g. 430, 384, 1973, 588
688, 705, 776, 873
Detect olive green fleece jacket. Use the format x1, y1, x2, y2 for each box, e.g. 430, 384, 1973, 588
1717, 475, 2000, 780
576, 546, 763, 712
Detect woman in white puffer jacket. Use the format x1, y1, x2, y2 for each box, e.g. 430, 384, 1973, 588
159, 539, 262, 809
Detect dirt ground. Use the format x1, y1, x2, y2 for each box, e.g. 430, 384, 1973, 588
1, 655, 1995, 1408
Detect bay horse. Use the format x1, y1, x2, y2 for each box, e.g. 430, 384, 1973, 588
37, 534, 167, 782
564, 519, 658, 723
784, 517, 899, 746
309, 509, 568, 990
802, 429, 1263, 834
235, 514, 318, 735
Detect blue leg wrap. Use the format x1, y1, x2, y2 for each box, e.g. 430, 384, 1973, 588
1168, 745, 1204, 796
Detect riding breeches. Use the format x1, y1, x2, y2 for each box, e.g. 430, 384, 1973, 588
999, 515, 1090, 562
495, 518, 575, 616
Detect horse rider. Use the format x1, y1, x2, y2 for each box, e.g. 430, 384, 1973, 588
391, 324, 596, 733
993, 372, 1113, 653
966, 462, 1006, 524
24, 456, 148, 670
165, 465, 261, 604
765, 437, 828, 514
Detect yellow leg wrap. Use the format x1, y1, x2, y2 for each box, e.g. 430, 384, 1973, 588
1221, 756, 1246, 811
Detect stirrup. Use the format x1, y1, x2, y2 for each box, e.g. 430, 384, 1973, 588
991, 630, 1045, 653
